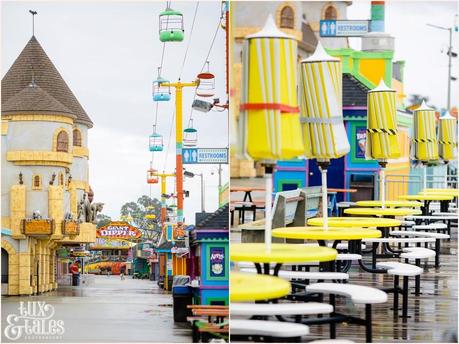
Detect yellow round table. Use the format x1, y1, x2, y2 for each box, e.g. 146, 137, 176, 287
308, 217, 401, 228
421, 188, 459, 196
355, 200, 422, 208
231, 243, 337, 264
231, 272, 291, 302
344, 207, 422, 217
271, 226, 382, 273
399, 194, 455, 215
399, 194, 454, 201
272, 226, 381, 241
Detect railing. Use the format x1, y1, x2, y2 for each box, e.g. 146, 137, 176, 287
374, 173, 458, 200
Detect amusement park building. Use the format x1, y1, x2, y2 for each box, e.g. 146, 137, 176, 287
1, 35, 97, 296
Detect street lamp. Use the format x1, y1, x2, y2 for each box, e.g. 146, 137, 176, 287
183, 170, 206, 213
427, 15, 458, 111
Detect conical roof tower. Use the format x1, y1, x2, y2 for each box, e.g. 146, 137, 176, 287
2, 36, 93, 127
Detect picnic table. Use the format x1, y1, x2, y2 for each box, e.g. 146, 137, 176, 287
421, 188, 459, 196
355, 200, 422, 208
272, 226, 382, 273
230, 272, 291, 302
399, 194, 455, 215
231, 243, 337, 275
344, 207, 422, 217
230, 186, 265, 202
187, 305, 229, 342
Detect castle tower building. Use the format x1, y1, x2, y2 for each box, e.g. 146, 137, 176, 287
1, 35, 98, 296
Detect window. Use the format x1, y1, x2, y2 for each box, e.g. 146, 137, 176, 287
32, 175, 42, 190
280, 6, 294, 29
56, 131, 69, 152
324, 5, 337, 20
73, 129, 82, 147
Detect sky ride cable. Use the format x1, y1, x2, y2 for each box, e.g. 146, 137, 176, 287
178, 1, 199, 81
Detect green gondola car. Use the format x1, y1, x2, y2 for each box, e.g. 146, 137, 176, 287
159, 8, 184, 42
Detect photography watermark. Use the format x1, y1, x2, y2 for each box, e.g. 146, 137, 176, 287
4, 301, 65, 341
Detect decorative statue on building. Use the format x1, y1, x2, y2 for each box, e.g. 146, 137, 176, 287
32, 210, 42, 219
49, 172, 56, 185
19, 172, 23, 185
77, 191, 104, 224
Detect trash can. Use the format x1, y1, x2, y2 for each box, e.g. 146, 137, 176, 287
172, 275, 192, 322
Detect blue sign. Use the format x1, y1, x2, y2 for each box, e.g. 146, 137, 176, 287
183, 148, 228, 164
320, 20, 369, 37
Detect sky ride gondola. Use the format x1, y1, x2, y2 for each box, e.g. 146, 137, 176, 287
159, 7, 184, 42
149, 125, 164, 152
147, 168, 159, 184
196, 61, 215, 98
183, 119, 198, 147
153, 69, 171, 102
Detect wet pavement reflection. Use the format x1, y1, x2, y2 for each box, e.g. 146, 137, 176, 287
1, 275, 191, 343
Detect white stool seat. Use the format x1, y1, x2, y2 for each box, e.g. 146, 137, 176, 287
400, 247, 436, 259
239, 268, 349, 281
306, 283, 388, 304
336, 253, 362, 261
376, 261, 423, 276
390, 230, 450, 239
231, 302, 333, 316
413, 223, 447, 230
230, 319, 310, 337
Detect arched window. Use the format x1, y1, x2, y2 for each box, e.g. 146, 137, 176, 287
73, 129, 82, 147
280, 6, 294, 29
324, 5, 337, 20
56, 131, 69, 152
32, 175, 41, 190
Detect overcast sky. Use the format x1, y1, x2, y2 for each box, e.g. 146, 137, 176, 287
2, 1, 228, 223
347, 0, 458, 110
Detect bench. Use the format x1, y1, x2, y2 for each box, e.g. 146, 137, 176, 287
230, 319, 309, 342
376, 261, 423, 316
305, 283, 387, 343
239, 189, 307, 243
407, 215, 457, 237
390, 230, 449, 267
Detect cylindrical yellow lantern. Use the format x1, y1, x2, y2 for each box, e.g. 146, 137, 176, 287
238, 15, 304, 161
412, 101, 439, 162
299, 42, 350, 160
438, 111, 457, 162
366, 79, 401, 160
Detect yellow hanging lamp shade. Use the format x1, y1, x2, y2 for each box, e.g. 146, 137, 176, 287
438, 111, 457, 162
412, 101, 439, 161
299, 42, 350, 160
238, 15, 304, 161
366, 79, 401, 160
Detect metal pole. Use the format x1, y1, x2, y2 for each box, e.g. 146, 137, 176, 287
161, 176, 167, 225
321, 168, 328, 229
200, 173, 205, 213
447, 27, 452, 111
175, 85, 184, 224
423, 166, 427, 190
264, 172, 272, 252
381, 168, 386, 209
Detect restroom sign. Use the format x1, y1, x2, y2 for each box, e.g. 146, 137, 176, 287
183, 148, 228, 164
320, 20, 370, 37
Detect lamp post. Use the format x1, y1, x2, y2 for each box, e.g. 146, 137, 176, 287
427, 16, 458, 111
184, 170, 205, 213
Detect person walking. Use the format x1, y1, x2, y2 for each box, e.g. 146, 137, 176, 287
70, 261, 80, 286
120, 265, 126, 280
